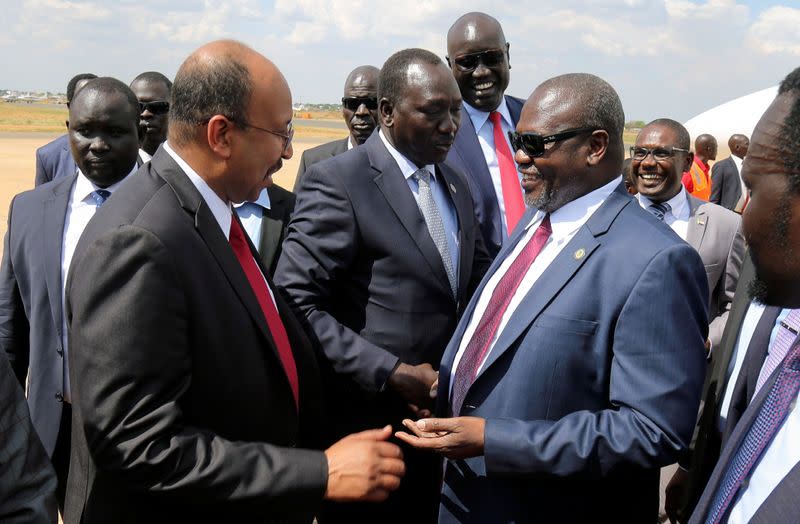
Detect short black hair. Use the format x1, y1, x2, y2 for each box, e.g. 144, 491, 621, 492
378, 48, 443, 105
644, 118, 691, 150
131, 71, 173, 92
66, 73, 98, 103
169, 53, 251, 145
71, 77, 140, 121
778, 66, 800, 190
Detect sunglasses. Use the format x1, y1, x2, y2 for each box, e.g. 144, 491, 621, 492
341, 97, 378, 111
138, 100, 170, 115
448, 49, 506, 73
508, 127, 597, 157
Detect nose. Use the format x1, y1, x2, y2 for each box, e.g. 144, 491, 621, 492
514, 146, 531, 165
355, 103, 370, 116
89, 135, 110, 154
472, 62, 491, 77
282, 140, 293, 160
639, 152, 657, 168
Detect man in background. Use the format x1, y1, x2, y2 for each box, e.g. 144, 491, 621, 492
710, 134, 750, 213
130, 71, 172, 163
682, 133, 717, 201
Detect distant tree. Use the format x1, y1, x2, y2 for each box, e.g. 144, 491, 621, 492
625, 120, 646, 129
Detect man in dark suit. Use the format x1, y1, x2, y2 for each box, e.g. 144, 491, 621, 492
293, 65, 379, 191
0, 349, 57, 523
690, 66, 800, 524
0, 76, 140, 512
34, 73, 97, 187
445, 12, 525, 258
130, 71, 172, 163
276, 48, 491, 522
397, 73, 708, 523
235, 182, 296, 277
63, 40, 404, 524
710, 134, 750, 213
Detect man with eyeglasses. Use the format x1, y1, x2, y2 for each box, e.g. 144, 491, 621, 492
396, 73, 708, 523
293, 65, 380, 191
445, 12, 525, 259
130, 71, 172, 164
61, 41, 405, 524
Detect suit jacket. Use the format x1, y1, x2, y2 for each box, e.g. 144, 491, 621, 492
690, 347, 800, 523
35, 134, 76, 187
256, 183, 296, 277
292, 137, 349, 192
435, 184, 709, 523
709, 156, 742, 212
685, 195, 745, 348
0, 348, 57, 523
0, 174, 78, 456
63, 149, 328, 524
446, 95, 525, 259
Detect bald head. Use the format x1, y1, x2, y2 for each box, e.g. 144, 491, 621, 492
344, 65, 379, 93
728, 133, 749, 159
694, 133, 718, 162
447, 12, 506, 49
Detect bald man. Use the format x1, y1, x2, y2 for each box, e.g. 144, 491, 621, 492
293, 65, 380, 191
63, 41, 403, 524
710, 134, 750, 212
682, 133, 717, 201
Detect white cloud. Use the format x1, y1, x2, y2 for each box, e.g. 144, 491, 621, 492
665, 0, 748, 21
746, 6, 800, 56
26, 0, 111, 20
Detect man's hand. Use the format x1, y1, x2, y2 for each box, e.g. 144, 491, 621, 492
394, 417, 485, 460
664, 467, 689, 523
387, 363, 438, 411
324, 425, 405, 502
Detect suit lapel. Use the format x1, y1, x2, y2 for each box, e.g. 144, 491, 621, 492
686, 196, 709, 250
42, 174, 77, 340
369, 137, 454, 297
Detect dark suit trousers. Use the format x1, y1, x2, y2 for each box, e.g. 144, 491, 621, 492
52, 403, 71, 512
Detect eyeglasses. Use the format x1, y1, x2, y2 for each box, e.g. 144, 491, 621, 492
630, 146, 690, 161
447, 49, 506, 73
198, 118, 294, 153
341, 96, 378, 111
138, 100, 170, 115
508, 127, 597, 158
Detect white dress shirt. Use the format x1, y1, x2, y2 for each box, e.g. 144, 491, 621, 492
233, 188, 272, 251
378, 130, 460, 276
463, 99, 521, 234
450, 176, 622, 391
635, 187, 690, 240
138, 148, 152, 164
60, 168, 133, 402
732, 154, 748, 211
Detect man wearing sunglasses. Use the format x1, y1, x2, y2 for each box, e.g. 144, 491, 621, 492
445, 12, 525, 259
397, 73, 708, 523
130, 71, 172, 164
294, 65, 380, 191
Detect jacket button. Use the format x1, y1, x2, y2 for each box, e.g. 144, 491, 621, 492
55, 392, 64, 402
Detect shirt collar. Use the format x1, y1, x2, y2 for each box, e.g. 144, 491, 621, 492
378, 129, 436, 181
138, 148, 152, 163
232, 187, 271, 211
525, 176, 623, 241
463, 97, 512, 133
347, 136, 355, 150
636, 186, 689, 219
73, 164, 135, 204
163, 141, 233, 240
732, 154, 744, 173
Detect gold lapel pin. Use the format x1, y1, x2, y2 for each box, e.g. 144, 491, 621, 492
449, 183, 457, 193
697, 217, 706, 226
574, 248, 585, 260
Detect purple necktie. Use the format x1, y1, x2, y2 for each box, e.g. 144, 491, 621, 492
450, 215, 552, 416
706, 337, 800, 523
754, 309, 800, 396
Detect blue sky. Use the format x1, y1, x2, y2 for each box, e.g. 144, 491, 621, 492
1, 0, 798, 121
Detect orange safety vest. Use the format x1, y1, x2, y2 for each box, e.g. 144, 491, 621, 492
688, 160, 711, 201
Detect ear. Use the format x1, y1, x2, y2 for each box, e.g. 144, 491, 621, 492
206, 115, 235, 159
683, 151, 694, 172
586, 130, 609, 166
379, 98, 394, 128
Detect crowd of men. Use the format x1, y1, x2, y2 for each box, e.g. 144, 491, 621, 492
0, 10, 798, 524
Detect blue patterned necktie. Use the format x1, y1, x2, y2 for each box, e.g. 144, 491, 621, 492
647, 201, 671, 221
705, 338, 800, 523
91, 189, 111, 207
413, 168, 457, 296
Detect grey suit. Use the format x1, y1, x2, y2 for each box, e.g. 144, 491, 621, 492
35, 134, 76, 187
292, 137, 348, 192
709, 156, 743, 212
685, 195, 745, 348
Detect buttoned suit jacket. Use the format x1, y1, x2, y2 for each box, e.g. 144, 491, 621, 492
34, 134, 76, 187
0, 173, 79, 456
257, 184, 296, 278
445, 95, 525, 259
689, 343, 800, 523
435, 184, 709, 523
63, 149, 328, 524
685, 195, 745, 348
292, 137, 349, 192
709, 156, 742, 212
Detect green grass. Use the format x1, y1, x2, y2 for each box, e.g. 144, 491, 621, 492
0, 102, 67, 132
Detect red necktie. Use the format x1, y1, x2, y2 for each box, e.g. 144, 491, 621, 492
450, 215, 552, 416
490, 111, 525, 234
229, 216, 299, 410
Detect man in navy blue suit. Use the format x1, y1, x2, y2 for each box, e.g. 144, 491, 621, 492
34, 73, 97, 187
398, 73, 709, 523
445, 12, 525, 258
